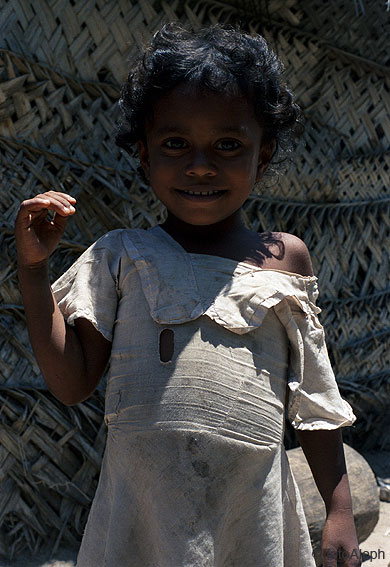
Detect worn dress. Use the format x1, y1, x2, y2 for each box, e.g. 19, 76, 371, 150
52, 225, 356, 567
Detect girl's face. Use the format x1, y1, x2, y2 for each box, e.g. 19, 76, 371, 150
138, 84, 271, 228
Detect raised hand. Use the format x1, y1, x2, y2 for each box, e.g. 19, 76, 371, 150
15, 191, 76, 268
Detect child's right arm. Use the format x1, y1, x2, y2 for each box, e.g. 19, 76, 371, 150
15, 191, 111, 405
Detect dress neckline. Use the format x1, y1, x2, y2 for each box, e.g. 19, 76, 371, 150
149, 225, 317, 281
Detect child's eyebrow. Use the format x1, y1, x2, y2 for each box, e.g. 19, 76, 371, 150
154, 125, 251, 136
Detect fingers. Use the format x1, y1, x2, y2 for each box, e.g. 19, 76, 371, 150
49, 208, 75, 236
323, 547, 338, 567
17, 191, 77, 220
323, 547, 361, 567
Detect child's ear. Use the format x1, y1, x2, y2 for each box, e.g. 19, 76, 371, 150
137, 140, 150, 180
256, 140, 276, 181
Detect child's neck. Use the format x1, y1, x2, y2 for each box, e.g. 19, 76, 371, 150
160, 212, 252, 255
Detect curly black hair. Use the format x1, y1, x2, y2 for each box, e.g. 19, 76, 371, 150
116, 23, 304, 179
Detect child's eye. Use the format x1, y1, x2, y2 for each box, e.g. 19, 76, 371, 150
215, 139, 242, 151
163, 138, 188, 150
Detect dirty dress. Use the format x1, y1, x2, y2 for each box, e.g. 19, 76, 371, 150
51, 225, 356, 567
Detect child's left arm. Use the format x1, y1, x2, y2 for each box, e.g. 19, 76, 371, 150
282, 235, 360, 564
297, 429, 361, 567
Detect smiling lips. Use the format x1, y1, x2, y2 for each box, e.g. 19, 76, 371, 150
175, 188, 227, 201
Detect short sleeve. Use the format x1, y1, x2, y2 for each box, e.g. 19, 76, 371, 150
273, 295, 356, 431
51, 231, 122, 342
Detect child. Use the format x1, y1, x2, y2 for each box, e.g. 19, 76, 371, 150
15, 23, 360, 567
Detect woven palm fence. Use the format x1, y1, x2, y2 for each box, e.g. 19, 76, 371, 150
0, 0, 389, 558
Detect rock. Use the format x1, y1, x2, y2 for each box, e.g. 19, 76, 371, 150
287, 443, 380, 566
362, 450, 390, 503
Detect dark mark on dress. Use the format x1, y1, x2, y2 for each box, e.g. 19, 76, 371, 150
192, 460, 210, 477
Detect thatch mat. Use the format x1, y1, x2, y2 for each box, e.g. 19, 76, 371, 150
0, 0, 389, 557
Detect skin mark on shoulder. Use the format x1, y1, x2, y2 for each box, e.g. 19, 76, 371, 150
243, 231, 286, 268
248, 231, 313, 277
260, 231, 286, 260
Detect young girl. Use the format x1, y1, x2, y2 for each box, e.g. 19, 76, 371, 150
15, 24, 360, 567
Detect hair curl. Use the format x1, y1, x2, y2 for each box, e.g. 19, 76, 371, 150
115, 23, 304, 181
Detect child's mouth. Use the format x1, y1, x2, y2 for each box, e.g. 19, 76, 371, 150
175, 189, 227, 201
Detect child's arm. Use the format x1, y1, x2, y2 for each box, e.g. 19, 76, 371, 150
15, 191, 111, 405
283, 236, 360, 565
297, 429, 361, 567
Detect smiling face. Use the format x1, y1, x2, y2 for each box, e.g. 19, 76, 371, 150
137, 84, 271, 231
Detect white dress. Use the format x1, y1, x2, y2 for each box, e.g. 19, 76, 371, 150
52, 225, 356, 567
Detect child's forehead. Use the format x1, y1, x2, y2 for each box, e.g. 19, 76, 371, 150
147, 83, 261, 132
155, 82, 250, 107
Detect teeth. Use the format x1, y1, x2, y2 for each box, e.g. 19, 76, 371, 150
184, 190, 221, 196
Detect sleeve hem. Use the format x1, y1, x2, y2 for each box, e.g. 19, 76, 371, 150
66, 310, 113, 342
291, 414, 357, 431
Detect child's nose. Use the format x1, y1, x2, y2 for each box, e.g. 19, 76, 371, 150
185, 151, 217, 177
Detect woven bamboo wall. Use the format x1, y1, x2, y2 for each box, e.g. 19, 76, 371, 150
0, 0, 389, 557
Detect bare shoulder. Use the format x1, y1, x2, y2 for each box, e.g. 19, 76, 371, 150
266, 232, 314, 277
